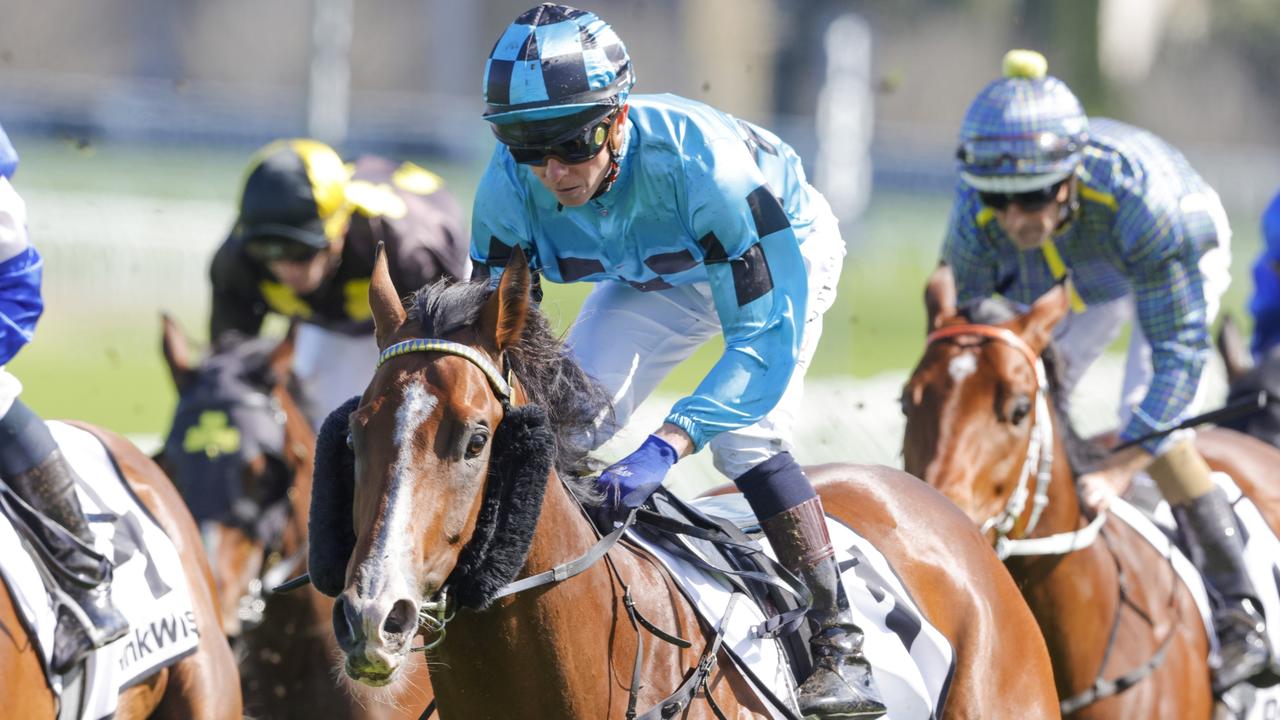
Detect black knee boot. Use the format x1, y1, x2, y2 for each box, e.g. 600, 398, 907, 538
760, 495, 887, 719
7, 449, 129, 670
1174, 488, 1279, 693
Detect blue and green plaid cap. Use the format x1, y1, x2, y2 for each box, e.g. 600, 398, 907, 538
957, 71, 1087, 193
483, 4, 634, 125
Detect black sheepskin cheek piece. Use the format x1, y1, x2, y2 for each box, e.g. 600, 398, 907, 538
448, 403, 555, 610
308, 395, 361, 598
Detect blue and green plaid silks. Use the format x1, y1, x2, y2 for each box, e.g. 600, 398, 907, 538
944, 117, 1226, 453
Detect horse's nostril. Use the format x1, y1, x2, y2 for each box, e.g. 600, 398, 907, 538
382, 598, 417, 639
333, 595, 362, 651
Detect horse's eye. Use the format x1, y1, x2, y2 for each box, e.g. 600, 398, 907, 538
465, 431, 489, 458
1007, 394, 1032, 426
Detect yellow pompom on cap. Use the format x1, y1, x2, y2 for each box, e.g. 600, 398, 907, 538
1002, 49, 1048, 80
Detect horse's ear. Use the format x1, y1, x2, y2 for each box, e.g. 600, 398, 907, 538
1218, 313, 1255, 384
160, 312, 195, 392
1019, 281, 1071, 354
924, 262, 957, 331
369, 242, 406, 349
479, 247, 531, 352
267, 320, 299, 384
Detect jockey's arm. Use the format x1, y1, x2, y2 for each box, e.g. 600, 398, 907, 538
663, 139, 807, 453
941, 187, 1000, 304
208, 236, 268, 345
1119, 199, 1212, 455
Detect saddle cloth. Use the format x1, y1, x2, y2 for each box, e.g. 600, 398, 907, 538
626, 493, 955, 719
0, 422, 201, 720
1115, 471, 1280, 718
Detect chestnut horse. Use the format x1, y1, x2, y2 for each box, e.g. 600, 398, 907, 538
160, 317, 431, 719
902, 275, 1280, 718
0, 422, 241, 718
310, 247, 1059, 719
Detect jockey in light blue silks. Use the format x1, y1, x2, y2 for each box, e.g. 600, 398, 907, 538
469, 4, 884, 717
942, 50, 1278, 694
0, 124, 129, 671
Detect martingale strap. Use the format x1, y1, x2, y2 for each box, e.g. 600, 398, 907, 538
377, 338, 512, 402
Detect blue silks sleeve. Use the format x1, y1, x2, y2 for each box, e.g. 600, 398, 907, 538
0, 247, 43, 366
1250, 257, 1280, 360
0, 178, 40, 366
663, 137, 806, 451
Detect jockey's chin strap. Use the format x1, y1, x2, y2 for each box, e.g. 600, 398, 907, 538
926, 324, 1106, 560
376, 337, 724, 720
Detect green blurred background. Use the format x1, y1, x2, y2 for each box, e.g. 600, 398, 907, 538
5, 136, 1263, 440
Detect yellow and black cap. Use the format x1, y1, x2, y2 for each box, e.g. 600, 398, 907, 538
237, 139, 352, 253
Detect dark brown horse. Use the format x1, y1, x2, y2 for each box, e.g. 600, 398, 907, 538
160, 316, 432, 719
902, 273, 1280, 718
0, 422, 241, 718
312, 247, 1060, 718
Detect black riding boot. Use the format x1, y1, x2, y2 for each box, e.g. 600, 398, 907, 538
8, 449, 129, 670
761, 496, 887, 719
1174, 488, 1279, 694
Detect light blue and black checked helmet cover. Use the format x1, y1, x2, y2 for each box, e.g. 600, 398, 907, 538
956, 60, 1088, 193
483, 3, 634, 140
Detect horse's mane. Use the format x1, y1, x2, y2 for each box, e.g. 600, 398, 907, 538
958, 297, 1108, 475
409, 279, 613, 498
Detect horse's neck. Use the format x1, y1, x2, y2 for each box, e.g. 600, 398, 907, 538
1008, 433, 1122, 694
435, 471, 629, 712
274, 383, 314, 557
433, 474, 650, 716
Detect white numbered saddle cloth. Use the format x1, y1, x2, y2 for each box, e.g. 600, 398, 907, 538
0, 422, 201, 720
627, 493, 955, 719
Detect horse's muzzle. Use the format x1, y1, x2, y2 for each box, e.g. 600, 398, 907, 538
333, 590, 419, 685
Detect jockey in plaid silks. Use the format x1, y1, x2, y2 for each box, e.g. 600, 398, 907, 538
947, 115, 1226, 454
944, 50, 1279, 695
472, 5, 886, 717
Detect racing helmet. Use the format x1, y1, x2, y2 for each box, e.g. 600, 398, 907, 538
482, 3, 635, 150
956, 50, 1088, 193
237, 139, 352, 255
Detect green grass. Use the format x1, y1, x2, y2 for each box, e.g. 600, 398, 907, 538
3, 136, 1265, 438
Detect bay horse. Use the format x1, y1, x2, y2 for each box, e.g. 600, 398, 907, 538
160, 316, 431, 719
902, 272, 1280, 718
0, 421, 241, 718
310, 246, 1060, 718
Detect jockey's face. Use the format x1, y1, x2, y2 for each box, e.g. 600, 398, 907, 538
530, 106, 629, 207
267, 242, 339, 295
991, 180, 1072, 250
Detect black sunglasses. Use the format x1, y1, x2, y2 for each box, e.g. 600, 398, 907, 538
979, 182, 1065, 212
507, 113, 617, 167
245, 237, 323, 263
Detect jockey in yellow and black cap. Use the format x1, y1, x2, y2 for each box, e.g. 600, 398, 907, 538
210, 139, 470, 427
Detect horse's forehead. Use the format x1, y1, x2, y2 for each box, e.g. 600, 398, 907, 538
948, 351, 979, 382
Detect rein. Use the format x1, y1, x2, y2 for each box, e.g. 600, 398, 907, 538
376, 337, 732, 720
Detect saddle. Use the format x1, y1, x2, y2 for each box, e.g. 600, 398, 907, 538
637, 490, 814, 682
626, 489, 956, 720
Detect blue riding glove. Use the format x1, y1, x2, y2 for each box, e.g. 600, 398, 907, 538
596, 434, 679, 522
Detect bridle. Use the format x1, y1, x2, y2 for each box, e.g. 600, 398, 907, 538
374, 337, 728, 720
924, 323, 1184, 713
925, 324, 1106, 559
